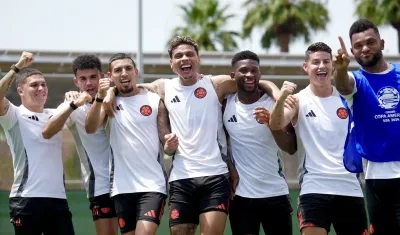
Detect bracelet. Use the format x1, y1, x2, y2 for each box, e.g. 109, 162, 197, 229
10, 65, 20, 73
69, 101, 78, 110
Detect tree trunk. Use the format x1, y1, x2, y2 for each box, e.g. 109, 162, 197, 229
278, 34, 290, 53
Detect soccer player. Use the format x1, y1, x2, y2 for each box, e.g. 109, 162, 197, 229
334, 19, 400, 235
0, 52, 75, 234
85, 53, 169, 235
264, 42, 368, 235
41, 54, 118, 235
223, 50, 296, 235
102, 36, 281, 235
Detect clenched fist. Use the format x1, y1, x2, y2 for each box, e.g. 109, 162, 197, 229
253, 107, 271, 125
164, 133, 179, 155
16, 51, 34, 69
74, 92, 93, 107
279, 81, 297, 100
98, 78, 111, 99
333, 36, 350, 71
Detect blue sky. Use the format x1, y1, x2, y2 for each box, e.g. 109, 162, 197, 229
0, 0, 398, 55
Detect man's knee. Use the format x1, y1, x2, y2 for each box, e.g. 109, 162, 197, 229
170, 224, 197, 235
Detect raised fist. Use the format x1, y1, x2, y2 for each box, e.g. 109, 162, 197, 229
280, 81, 297, 100
16, 51, 34, 69
73, 92, 93, 107
98, 78, 111, 98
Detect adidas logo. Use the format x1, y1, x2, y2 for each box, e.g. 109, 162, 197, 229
28, 115, 39, 121
171, 96, 180, 103
116, 104, 124, 111
144, 210, 156, 218
227, 115, 237, 122
305, 110, 316, 117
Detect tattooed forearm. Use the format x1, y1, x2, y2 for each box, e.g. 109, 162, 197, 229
0, 70, 18, 101
157, 100, 171, 145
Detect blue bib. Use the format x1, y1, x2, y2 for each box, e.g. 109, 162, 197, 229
344, 64, 400, 171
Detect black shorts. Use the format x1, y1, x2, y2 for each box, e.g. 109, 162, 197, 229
89, 193, 116, 221
168, 173, 230, 227
366, 178, 400, 235
112, 192, 166, 234
9, 197, 75, 235
229, 194, 293, 235
297, 193, 368, 234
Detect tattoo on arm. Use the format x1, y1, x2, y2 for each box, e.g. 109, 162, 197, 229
157, 99, 171, 145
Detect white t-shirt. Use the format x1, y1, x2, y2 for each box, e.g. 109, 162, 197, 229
164, 76, 228, 181
344, 65, 400, 179
0, 103, 66, 199
55, 101, 111, 198
224, 93, 289, 198
295, 86, 363, 197
107, 89, 167, 197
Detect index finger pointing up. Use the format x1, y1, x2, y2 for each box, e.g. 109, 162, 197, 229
338, 36, 349, 56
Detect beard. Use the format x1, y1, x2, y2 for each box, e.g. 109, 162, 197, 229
355, 51, 382, 68
119, 87, 133, 94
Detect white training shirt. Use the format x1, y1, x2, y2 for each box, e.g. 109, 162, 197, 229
0, 103, 66, 199
55, 101, 111, 198
224, 93, 289, 198
107, 89, 167, 197
164, 76, 228, 182
295, 86, 363, 197
344, 65, 400, 180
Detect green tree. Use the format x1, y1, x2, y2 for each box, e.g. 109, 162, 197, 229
168, 0, 239, 51
242, 0, 330, 52
355, 0, 400, 53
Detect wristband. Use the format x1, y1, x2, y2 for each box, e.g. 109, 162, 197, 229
69, 101, 78, 110
10, 65, 20, 73
95, 94, 104, 103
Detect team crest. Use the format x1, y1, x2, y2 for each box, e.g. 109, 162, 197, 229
194, 87, 207, 99
336, 107, 348, 119
140, 105, 152, 116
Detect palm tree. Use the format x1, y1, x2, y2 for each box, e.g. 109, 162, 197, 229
242, 0, 330, 52
355, 0, 400, 53
168, 0, 240, 51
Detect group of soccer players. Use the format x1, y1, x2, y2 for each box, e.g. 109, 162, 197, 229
0, 18, 399, 235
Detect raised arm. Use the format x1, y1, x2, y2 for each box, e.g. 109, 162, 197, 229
271, 124, 297, 155
333, 36, 355, 95
42, 91, 92, 139
269, 81, 299, 131
0, 52, 33, 116
85, 78, 109, 134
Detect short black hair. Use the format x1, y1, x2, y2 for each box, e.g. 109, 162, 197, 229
168, 36, 199, 59
108, 53, 136, 71
349, 19, 380, 41
231, 50, 260, 67
16, 68, 43, 88
305, 42, 332, 61
72, 54, 102, 75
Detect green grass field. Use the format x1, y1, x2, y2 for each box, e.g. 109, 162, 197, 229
0, 190, 337, 235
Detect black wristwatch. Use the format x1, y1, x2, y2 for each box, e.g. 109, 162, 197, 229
95, 94, 104, 103
69, 101, 78, 110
